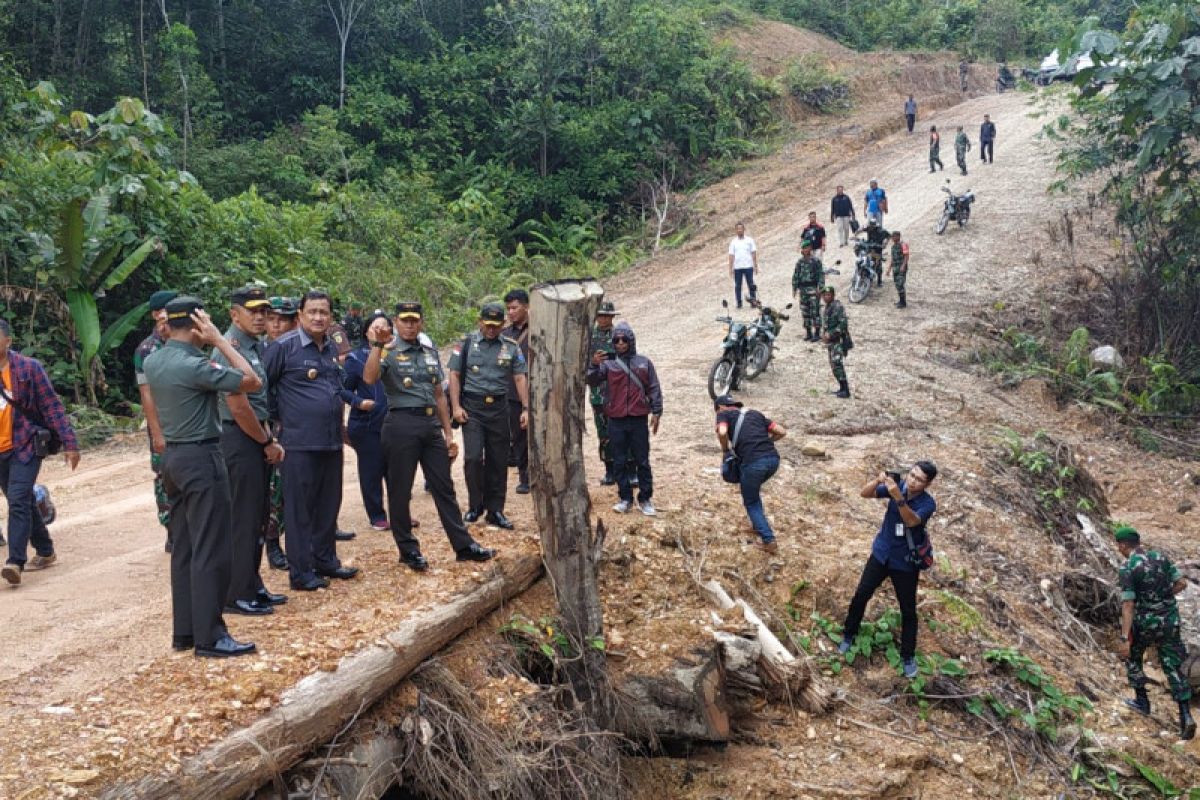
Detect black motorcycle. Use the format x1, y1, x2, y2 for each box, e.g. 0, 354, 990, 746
935, 181, 975, 235
847, 237, 882, 303
707, 299, 790, 399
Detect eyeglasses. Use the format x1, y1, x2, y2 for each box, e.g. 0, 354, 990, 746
612, 336, 630, 343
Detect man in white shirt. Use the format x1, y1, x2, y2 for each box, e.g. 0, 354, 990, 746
727, 222, 758, 309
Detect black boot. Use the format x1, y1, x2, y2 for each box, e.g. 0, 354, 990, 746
835, 380, 851, 399
1124, 689, 1150, 716
266, 538, 288, 571
600, 465, 615, 486
804, 327, 813, 342
1181, 701, 1197, 740
895, 291, 906, 309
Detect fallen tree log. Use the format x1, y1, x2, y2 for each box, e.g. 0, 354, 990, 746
101, 553, 544, 800
619, 645, 732, 744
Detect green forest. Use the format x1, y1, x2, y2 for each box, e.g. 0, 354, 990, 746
0, 0, 1194, 427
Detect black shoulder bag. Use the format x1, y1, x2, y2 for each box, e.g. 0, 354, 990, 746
720, 410, 748, 484
904, 525, 934, 571
0, 384, 62, 458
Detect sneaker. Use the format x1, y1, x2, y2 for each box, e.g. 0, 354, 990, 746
639, 501, 657, 517
837, 638, 851, 655
515, 482, 530, 494
26, 553, 56, 571
1, 564, 21, 586
369, 519, 390, 531
903, 658, 919, 679
612, 500, 632, 514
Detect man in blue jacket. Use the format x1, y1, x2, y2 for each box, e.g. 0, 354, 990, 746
342, 310, 391, 531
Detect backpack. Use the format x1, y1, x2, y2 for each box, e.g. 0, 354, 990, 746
720, 410, 748, 484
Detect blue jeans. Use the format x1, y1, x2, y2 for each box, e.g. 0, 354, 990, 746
0, 452, 52, 566
739, 455, 779, 543
732, 268, 756, 308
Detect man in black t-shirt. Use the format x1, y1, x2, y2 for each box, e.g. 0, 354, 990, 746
800, 211, 826, 262
715, 395, 787, 554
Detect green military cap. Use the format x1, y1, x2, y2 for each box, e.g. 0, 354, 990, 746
164, 295, 205, 321
480, 302, 505, 326
148, 290, 179, 312
268, 296, 299, 317
800, 240, 813, 249
1113, 525, 1140, 544
820, 285, 835, 295
349, 300, 364, 310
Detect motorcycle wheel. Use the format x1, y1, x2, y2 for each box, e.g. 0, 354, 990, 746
958, 209, 970, 227
848, 270, 870, 304
708, 357, 737, 400
935, 210, 949, 235
743, 340, 771, 380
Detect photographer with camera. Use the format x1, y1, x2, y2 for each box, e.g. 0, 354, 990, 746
835, 461, 939, 679
714, 395, 787, 554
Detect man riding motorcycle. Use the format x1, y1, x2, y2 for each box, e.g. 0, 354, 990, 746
861, 220, 890, 286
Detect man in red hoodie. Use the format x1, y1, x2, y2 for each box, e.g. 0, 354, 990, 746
587, 322, 663, 517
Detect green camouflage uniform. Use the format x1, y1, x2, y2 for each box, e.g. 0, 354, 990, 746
590, 323, 617, 468
791, 256, 823, 336
1120, 548, 1191, 702
266, 465, 285, 541
823, 298, 852, 383
890, 240, 908, 294
955, 131, 971, 174
133, 331, 170, 527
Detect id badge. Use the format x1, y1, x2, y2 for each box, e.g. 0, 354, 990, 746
895, 523, 905, 538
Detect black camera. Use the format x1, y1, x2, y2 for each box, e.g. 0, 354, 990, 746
886, 470, 904, 486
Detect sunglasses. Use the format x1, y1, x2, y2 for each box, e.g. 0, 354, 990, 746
612, 336, 631, 343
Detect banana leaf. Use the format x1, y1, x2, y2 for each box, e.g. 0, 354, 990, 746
54, 197, 85, 284
98, 301, 150, 355
99, 237, 157, 292
66, 287, 101, 367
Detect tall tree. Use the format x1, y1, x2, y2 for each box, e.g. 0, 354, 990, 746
326, 0, 370, 111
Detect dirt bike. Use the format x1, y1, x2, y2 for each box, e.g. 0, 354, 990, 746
996, 68, 1017, 93
847, 237, 882, 304
935, 181, 976, 235
707, 299, 791, 399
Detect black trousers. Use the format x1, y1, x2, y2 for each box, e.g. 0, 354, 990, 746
842, 554, 920, 660
507, 400, 528, 484
462, 395, 510, 513
349, 423, 387, 524
981, 140, 994, 163
161, 442, 231, 647
905, 113, 915, 132
608, 415, 652, 503
383, 411, 476, 557
220, 424, 270, 603
282, 449, 343, 584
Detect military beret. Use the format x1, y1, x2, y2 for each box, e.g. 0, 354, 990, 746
395, 301, 423, 320
349, 300, 364, 310
480, 302, 505, 325
820, 285, 835, 295
229, 285, 270, 309
164, 295, 204, 321
1113, 525, 1140, 544
268, 296, 298, 317
148, 290, 179, 312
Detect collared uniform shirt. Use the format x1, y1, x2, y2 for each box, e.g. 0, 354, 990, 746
214, 325, 269, 422
262, 327, 345, 451
378, 338, 443, 410
143, 340, 245, 443
447, 332, 526, 397
501, 321, 529, 399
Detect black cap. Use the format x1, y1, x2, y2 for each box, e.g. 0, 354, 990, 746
596, 301, 618, 316
713, 394, 743, 410
148, 290, 178, 312
268, 296, 298, 317
480, 302, 505, 325
395, 301, 423, 320
164, 295, 205, 321
230, 285, 270, 309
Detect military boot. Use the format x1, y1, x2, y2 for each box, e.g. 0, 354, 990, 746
895, 291, 907, 309
1180, 701, 1196, 740
835, 380, 851, 399
266, 538, 288, 571
1124, 688, 1150, 716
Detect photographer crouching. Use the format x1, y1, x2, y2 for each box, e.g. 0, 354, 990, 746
836, 461, 938, 679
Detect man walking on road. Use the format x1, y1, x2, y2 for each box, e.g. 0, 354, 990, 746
955, 126, 971, 175
727, 222, 758, 309
959, 60, 969, 92
886, 230, 910, 309
864, 180, 888, 227
830, 186, 855, 248
821, 286, 853, 399
928, 126, 944, 173
904, 95, 916, 133
980, 114, 996, 164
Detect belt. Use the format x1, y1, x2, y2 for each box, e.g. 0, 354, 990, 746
166, 437, 220, 447
221, 419, 269, 426
463, 392, 504, 404
389, 406, 435, 416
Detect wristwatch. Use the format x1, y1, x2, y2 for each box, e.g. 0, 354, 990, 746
262, 435, 276, 448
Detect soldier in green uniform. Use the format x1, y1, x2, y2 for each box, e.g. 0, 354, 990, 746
263, 296, 298, 571
1115, 525, 1195, 740
590, 302, 619, 485
955, 125, 971, 175
363, 302, 495, 570
791, 242, 823, 342
448, 303, 529, 530
143, 296, 260, 658
134, 290, 177, 552
886, 230, 910, 309
214, 286, 287, 616
821, 286, 852, 399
